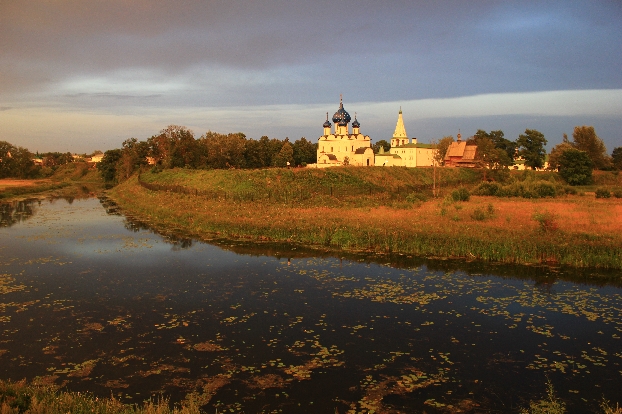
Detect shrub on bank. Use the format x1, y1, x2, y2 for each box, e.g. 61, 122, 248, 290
473, 179, 562, 199
451, 188, 470, 202
595, 188, 611, 199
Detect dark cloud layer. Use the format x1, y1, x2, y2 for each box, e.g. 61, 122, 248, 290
2, 0, 621, 103
1, 1, 621, 153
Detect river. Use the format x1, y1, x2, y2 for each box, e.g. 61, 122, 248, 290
0, 197, 620, 413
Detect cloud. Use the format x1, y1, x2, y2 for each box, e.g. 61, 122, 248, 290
1, 1, 621, 152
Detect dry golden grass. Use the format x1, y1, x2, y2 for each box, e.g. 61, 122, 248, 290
110, 175, 622, 268
0, 179, 49, 190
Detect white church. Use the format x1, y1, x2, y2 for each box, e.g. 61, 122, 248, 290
313, 98, 437, 168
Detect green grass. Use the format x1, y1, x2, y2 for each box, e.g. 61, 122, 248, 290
0, 164, 105, 200
109, 169, 622, 269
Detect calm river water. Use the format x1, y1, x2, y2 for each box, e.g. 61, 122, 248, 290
0, 197, 621, 413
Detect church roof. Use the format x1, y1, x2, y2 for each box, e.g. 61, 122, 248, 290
323, 112, 331, 128
445, 141, 477, 160
393, 108, 408, 139
392, 143, 435, 149
332, 97, 351, 126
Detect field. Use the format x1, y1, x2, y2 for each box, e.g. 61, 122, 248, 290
109, 167, 622, 269
0, 163, 104, 200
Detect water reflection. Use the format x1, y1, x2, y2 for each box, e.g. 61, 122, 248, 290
0, 199, 39, 227
0, 197, 621, 413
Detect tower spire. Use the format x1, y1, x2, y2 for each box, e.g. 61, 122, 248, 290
392, 108, 408, 147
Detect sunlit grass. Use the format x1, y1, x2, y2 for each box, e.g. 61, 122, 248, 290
110, 168, 622, 269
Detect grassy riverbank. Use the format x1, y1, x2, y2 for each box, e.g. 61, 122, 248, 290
2, 378, 620, 414
0, 163, 104, 201
108, 167, 622, 269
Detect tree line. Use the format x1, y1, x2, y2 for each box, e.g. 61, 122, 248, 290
431, 126, 620, 184
0, 141, 79, 179
98, 125, 318, 183
1, 124, 621, 186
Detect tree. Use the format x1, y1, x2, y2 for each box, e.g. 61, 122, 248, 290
571, 126, 610, 170
548, 141, 574, 171
41, 152, 73, 168
475, 137, 512, 170
433, 136, 454, 166
147, 125, 197, 169
272, 140, 294, 168
517, 129, 547, 170
0, 141, 39, 178
200, 131, 247, 169
97, 149, 123, 183
372, 140, 391, 154
292, 137, 317, 166
612, 147, 622, 170
558, 148, 593, 185
117, 138, 150, 181
472, 129, 516, 162
244, 136, 282, 168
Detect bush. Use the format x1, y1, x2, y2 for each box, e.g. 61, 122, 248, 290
532, 181, 557, 198
471, 207, 487, 221
451, 188, 470, 202
474, 182, 500, 196
613, 189, 622, 198
533, 211, 558, 233
406, 192, 429, 203
595, 188, 611, 199
558, 148, 593, 185
564, 186, 577, 195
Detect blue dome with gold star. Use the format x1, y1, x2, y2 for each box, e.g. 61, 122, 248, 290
332, 99, 351, 127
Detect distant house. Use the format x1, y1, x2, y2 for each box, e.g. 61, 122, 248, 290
89, 154, 104, 163
511, 155, 549, 171
444, 134, 477, 167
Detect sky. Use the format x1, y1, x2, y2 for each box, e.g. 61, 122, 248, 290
1, 0, 621, 154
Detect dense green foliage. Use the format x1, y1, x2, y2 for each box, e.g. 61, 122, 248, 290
98, 125, 318, 183
595, 188, 611, 198
451, 188, 470, 202
97, 149, 123, 183
0, 141, 40, 178
558, 148, 593, 185
372, 139, 391, 154
472, 129, 516, 163
612, 147, 622, 170
571, 126, 611, 170
517, 129, 547, 169
434, 136, 454, 165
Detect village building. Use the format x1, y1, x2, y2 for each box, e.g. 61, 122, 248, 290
375, 109, 437, 167
315, 98, 375, 168
444, 133, 478, 167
